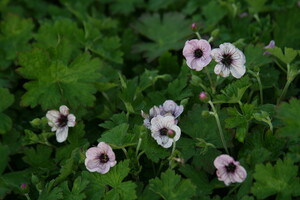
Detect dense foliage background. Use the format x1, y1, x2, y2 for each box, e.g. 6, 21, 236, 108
0, 0, 300, 199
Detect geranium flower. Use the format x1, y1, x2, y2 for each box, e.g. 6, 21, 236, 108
211, 43, 246, 78
263, 40, 275, 55
150, 115, 181, 148
183, 39, 212, 71
141, 100, 184, 129
161, 100, 184, 118
85, 142, 117, 174
214, 154, 247, 186
141, 106, 163, 129
46, 105, 76, 143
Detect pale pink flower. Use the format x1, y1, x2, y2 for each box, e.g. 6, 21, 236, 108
263, 40, 275, 55
150, 115, 181, 148
46, 105, 76, 143
161, 100, 184, 118
85, 142, 117, 174
211, 43, 246, 78
214, 154, 247, 186
183, 39, 212, 71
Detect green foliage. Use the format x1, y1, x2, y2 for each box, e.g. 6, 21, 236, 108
60, 176, 89, 200
133, 13, 191, 61
149, 169, 196, 200
38, 180, 63, 200
244, 44, 272, 68
0, 144, 9, 175
213, 76, 251, 104
98, 123, 136, 148
180, 104, 229, 148
0, 14, 34, 69
277, 98, 300, 141
18, 48, 102, 110
0, 88, 14, 134
82, 160, 137, 200
268, 47, 298, 65
252, 159, 300, 200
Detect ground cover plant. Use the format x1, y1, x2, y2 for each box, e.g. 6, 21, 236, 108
0, 0, 300, 199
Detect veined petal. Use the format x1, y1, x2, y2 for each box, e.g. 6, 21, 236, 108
86, 147, 101, 159
67, 114, 76, 127
56, 126, 69, 143
59, 105, 69, 115
214, 154, 235, 169
46, 110, 60, 122
85, 159, 100, 172
230, 64, 246, 79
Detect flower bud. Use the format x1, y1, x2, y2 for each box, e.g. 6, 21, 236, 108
167, 129, 175, 138
20, 184, 29, 193
191, 23, 197, 31
199, 92, 209, 102
202, 110, 210, 117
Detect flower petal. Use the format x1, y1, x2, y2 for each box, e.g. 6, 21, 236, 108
230, 64, 246, 79
96, 163, 111, 174
85, 159, 100, 172
67, 114, 76, 127
56, 126, 69, 143
46, 110, 60, 122
86, 147, 102, 159
170, 125, 181, 141
59, 105, 69, 115
214, 154, 235, 169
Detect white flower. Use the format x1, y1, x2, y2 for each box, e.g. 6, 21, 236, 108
150, 115, 181, 148
46, 105, 76, 143
211, 43, 246, 78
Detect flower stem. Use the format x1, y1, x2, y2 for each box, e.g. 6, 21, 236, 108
121, 147, 129, 159
24, 194, 31, 200
195, 32, 201, 40
205, 68, 215, 93
208, 100, 229, 154
277, 80, 291, 104
136, 138, 142, 156
169, 140, 176, 167
248, 70, 263, 104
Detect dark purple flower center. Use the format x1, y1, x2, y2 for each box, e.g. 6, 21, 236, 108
194, 49, 203, 58
221, 54, 233, 67
99, 153, 109, 163
57, 114, 68, 127
160, 128, 168, 136
225, 162, 236, 173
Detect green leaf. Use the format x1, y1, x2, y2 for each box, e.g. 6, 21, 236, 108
179, 165, 213, 197
0, 88, 14, 134
81, 160, 137, 200
110, 0, 142, 15
53, 148, 82, 186
149, 169, 196, 200
22, 130, 54, 146
38, 180, 63, 200
0, 144, 9, 175
17, 48, 101, 110
246, 0, 268, 14
60, 176, 89, 200
244, 44, 272, 68
133, 13, 191, 61
180, 104, 229, 148
202, 0, 227, 32
98, 123, 136, 148
22, 145, 56, 170
268, 47, 298, 64
277, 98, 300, 141
0, 14, 34, 69
213, 76, 251, 104
252, 159, 300, 200
99, 112, 127, 129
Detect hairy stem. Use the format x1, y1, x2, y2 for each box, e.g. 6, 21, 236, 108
208, 101, 229, 154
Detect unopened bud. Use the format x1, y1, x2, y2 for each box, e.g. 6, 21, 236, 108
199, 92, 209, 102
167, 129, 175, 138
20, 184, 29, 193
202, 110, 210, 117
191, 23, 197, 31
